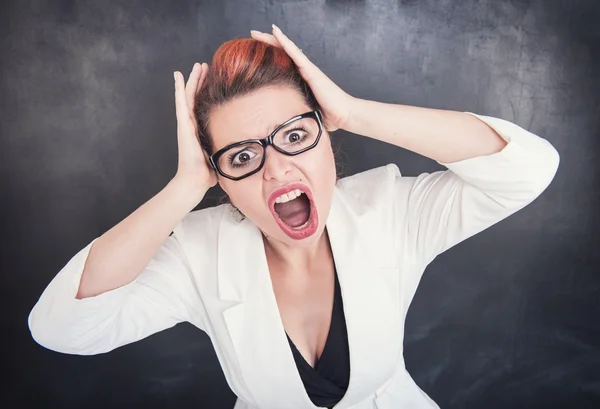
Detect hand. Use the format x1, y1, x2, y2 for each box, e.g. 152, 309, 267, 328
250, 25, 355, 133
173, 63, 217, 193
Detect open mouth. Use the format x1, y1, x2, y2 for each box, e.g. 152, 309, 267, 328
269, 184, 319, 240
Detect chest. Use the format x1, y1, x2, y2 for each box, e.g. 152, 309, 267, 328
269, 260, 336, 368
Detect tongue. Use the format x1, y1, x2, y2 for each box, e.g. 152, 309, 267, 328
274, 195, 310, 228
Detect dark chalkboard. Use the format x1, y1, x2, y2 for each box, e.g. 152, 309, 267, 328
2, 0, 598, 408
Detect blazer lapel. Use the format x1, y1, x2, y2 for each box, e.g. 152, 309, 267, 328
217, 207, 315, 408
218, 185, 403, 409
325, 186, 403, 408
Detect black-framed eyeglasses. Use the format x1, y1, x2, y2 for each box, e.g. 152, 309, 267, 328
209, 110, 324, 181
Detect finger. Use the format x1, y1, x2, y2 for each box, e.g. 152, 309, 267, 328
250, 30, 282, 49
271, 24, 323, 84
271, 24, 308, 62
174, 71, 192, 126
185, 63, 201, 115
190, 63, 209, 117
197, 62, 209, 96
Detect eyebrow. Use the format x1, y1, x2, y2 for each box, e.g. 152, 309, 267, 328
261, 123, 281, 138
217, 113, 303, 152
254, 115, 299, 140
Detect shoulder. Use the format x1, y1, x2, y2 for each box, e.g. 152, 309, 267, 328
173, 203, 230, 243
334, 165, 407, 266
336, 164, 402, 207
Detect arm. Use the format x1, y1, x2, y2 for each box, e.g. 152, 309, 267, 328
345, 99, 559, 262
342, 100, 559, 315
76, 177, 204, 299
28, 178, 209, 355
28, 63, 218, 354
247, 27, 559, 312
344, 99, 508, 163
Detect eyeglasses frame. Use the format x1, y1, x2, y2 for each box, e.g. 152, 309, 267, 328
208, 109, 324, 181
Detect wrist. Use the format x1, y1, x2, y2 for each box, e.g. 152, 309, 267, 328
168, 174, 208, 207
342, 96, 366, 134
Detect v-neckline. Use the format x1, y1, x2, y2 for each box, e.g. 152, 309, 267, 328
285, 266, 339, 371
216, 183, 405, 408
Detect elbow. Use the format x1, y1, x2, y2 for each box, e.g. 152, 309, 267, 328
488, 142, 560, 210
28, 307, 72, 354
532, 142, 560, 195
28, 307, 65, 354
512, 142, 560, 208
28, 305, 111, 356
29, 325, 111, 356
547, 143, 560, 180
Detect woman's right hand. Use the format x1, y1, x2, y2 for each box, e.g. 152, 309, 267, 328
173, 63, 217, 195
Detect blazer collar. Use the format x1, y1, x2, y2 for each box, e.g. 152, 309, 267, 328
217, 185, 402, 408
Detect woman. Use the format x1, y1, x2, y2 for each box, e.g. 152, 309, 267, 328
28, 25, 560, 409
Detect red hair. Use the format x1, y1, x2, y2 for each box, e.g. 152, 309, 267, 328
194, 38, 320, 155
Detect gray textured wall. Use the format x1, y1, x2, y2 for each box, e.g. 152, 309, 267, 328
2, 0, 599, 408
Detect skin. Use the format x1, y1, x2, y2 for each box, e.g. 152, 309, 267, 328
205, 25, 356, 276
209, 24, 506, 275
209, 85, 337, 274
207, 26, 505, 366
252, 25, 506, 164
207, 85, 340, 369
78, 24, 506, 367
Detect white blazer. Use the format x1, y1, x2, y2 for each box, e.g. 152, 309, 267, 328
28, 112, 560, 409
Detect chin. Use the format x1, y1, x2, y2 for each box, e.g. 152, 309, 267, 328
281, 221, 327, 247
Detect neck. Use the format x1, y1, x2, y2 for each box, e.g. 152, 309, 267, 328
262, 229, 330, 276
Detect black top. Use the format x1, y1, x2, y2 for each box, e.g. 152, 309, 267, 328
285, 267, 350, 409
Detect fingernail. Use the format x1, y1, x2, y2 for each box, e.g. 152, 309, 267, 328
272, 24, 281, 32
173, 71, 177, 81
250, 30, 261, 35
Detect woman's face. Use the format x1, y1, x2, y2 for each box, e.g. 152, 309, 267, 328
209, 84, 336, 247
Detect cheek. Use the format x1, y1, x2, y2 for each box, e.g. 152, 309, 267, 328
303, 144, 336, 210
220, 180, 244, 208
222, 180, 267, 218
311, 143, 336, 183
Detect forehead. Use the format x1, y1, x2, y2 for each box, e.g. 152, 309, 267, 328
209, 85, 311, 151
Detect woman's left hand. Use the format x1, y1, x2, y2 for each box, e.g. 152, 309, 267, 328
250, 25, 355, 133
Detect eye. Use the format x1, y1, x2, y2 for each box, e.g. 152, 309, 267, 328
229, 149, 257, 167
284, 128, 308, 144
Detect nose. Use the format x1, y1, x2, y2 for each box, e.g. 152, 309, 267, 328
262, 146, 293, 181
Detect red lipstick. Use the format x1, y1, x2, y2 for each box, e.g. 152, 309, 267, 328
268, 183, 319, 240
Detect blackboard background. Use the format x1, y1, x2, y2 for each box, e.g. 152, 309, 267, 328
1, 0, 599, 408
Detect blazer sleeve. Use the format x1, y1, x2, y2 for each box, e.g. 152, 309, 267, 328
393, 112, 560, 302
28, 224, 205, 356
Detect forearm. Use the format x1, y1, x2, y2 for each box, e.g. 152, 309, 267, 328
344, 98, 507, 163
76, 177, 205, 299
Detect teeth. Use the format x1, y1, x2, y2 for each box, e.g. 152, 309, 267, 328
274, 189, 305, 204
291, 219, 310, 230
